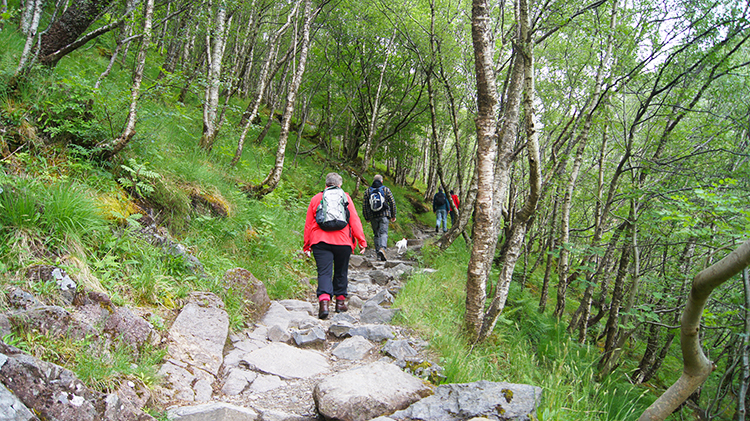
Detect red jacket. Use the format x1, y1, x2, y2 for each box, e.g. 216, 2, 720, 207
303, 191, 367, 253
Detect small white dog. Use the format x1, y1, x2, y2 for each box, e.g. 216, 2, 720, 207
395, 237, 408, 254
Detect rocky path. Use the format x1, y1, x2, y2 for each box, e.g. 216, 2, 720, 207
0, 233, 542, 421
161, 237, 543, 421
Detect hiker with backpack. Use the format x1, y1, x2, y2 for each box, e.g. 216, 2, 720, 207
362, 174, 397, 262
449, 189, 460, 227
433, 187, 450, 233
303, 172, 367, 319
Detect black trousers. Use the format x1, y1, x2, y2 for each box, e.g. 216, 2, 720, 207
311, 243, 351, 298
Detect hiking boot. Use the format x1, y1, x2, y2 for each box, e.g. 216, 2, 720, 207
435, 226, 439, 233
318, 300, 330, 319
335, 296, 348, 313
377, 248, 387, 261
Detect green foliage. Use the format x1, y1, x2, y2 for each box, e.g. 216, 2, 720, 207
119, 158, 160, 198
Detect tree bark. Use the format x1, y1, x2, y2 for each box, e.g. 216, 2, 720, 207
231, 0, 300, 167
93, 0, 153, 160
244, 0, 318, 198
476, 0, 540, 342
638, 239, 750, 421
38, 0, 117, 67
465, 0, 499, 339
199, 0, 230, 153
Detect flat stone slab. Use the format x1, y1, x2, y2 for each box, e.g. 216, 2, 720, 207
313, 361, 433, 421
391, 380, 542, 421
167, 402, 259, 420
167, 292, 229, 376
242, 343, 329, 379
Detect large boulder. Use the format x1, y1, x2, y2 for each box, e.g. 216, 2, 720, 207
313, 361, 433, 421
391, 380, 542, 421
166, 292, 229, 377
223, 268, 271, 322
0, 382, 37, 421
0, 342, 103, 421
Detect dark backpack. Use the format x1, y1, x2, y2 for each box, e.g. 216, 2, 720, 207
434, 192, 447, 207
368, 186, 386, 212
316, 187, 350, 231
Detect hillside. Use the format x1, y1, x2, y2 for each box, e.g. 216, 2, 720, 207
2, 0, 750, 419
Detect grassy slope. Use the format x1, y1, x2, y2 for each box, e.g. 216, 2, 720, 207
0, 25, 677, 420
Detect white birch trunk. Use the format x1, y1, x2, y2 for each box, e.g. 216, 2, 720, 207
248, 0, 315, 197
465, 0, 499, 339
15, 0, 43, 74
199, 0, 228, 152
231, 0, 301, 166
94, 0, 153, 159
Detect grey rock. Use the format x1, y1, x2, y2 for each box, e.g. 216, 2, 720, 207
223, 268, 271, 323
331, 312, 357, 324
222, 369, 258, 396
348, 255, 373, 269
158, 361, 196, 401
0, 382, 37, 421
313, 361, 433, 421
292, 326, 326, 347
193, 379, 213, 402
248, 374, 285, 392
348, 296, 365, 309
242, 343, 329, 379
349, 325, 395, 342
247, 326, 269, 341
0, 315, 12, 338
9, 288, 42, 309
0, 342, 100, 421
360, 301, 398, 324
259, 409, 317, 421
369, 270, 391, 286
9, 305, 93, 340
261, 302, 300, 332
391, 380, 542, 421
332, 336, 374, 360
168, 402, 259, 421
102, 381, 155, 421
329, 321, 354, 338
382, 339, 418, 361
104, 306, 153, 351
268, 325, 291, 343
366, 289, 395, 306
167, 292, 229, 376
278, 300, 315, 316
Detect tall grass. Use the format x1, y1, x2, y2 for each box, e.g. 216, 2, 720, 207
394, 241, 652, 420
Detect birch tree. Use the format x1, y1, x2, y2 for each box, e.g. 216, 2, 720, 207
93, 0, 154, 159
199, 0, 231, 153
244, 0, 321, 198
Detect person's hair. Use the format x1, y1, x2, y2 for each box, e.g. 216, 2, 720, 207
450, 190, 454, 194
438, 187, 443, 193
373, 174, 383, 183
326, 172, 343, 187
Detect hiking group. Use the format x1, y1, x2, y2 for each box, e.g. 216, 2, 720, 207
304, 172, 458, 319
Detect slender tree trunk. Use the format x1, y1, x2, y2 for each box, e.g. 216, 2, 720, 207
739, 268, 750, 421
639, 239, 750, 421
539, 190, 560, 313
361, 27, 397, 174
15, 0, 43, 74
476, 0, 540, 342
244, 0, 317, 198
465, 0, 500, 339
231, 0, 300, 167
94, 0, 153, 160
199, 1, 230, 153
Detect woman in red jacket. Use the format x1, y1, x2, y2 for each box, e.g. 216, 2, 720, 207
303, 172, 367, 319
